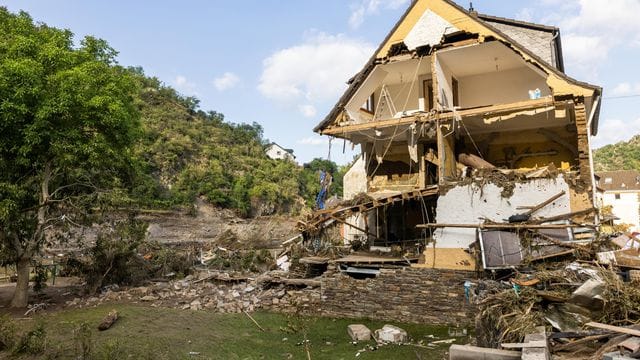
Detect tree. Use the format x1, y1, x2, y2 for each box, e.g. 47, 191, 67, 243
0, 8, 140, 307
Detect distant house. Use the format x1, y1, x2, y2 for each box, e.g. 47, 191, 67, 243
265, 143, 296, 161
596, 170, 640, 231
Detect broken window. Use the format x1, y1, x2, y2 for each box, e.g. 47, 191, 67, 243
361, 93, 375, 114
422, 79, 434, 111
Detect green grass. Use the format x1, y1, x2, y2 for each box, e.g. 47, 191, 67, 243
4, 305, 470, 359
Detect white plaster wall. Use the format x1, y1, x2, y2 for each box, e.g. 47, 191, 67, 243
459, 67, 550, 108
602, 192, 640, 230
434, 176, 572, 248
405, 9, 459, 50
374, 81, 421, 118
266, 145, 294, 161
343, 155, 368, 244
434, 56, 454, 110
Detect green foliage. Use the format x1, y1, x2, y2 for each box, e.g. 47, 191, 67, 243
32, 263, 48, 293
298, 158, 348, 207
83, 218, 150, 294
127, 68, 346, 216
0, 314, 17, 351
0, 6, 349, 230
207, 249, 273, 272
72, 322, 94, 360
594, 135, 640, 171
13, 322, 47, 355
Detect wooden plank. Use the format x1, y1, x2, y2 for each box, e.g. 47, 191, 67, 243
501, 341, 547, 349
586, 322, 640, 337
449, 345, 521, 360
524, 191, 566, 216
320, 98, 555, 135
417, 223, 592, 229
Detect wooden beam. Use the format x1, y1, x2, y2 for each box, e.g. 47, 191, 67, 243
501, 341, 547, 349
320, 98, 556, 135
523, 191, 566, 216
585, 322, 640, 337
416, 223, 592, 229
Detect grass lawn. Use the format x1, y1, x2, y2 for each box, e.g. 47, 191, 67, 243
2, 304, 470, 359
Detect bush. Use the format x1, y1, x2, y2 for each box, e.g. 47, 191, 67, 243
33, 264, 48, 293
13, 323, 47, 355
73, 322, 94, 360
84, 218, 150, 294
0, 314, 16, 351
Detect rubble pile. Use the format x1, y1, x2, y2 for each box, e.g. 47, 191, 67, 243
470, 256, 640, 359
65, 271, 321, 314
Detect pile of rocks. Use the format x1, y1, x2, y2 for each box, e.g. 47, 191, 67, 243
65, 271, 321, 314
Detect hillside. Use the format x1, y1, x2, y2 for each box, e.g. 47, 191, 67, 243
126, 69, 344, 216
593, 135, 640, 172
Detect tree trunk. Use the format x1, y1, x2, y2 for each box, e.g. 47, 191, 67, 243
10, 257, 30, 308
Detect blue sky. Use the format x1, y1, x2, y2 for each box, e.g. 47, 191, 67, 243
3, 0, 640, 164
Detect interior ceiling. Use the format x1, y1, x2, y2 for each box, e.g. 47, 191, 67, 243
379, 57, 432, 84
437, 41, 528, 78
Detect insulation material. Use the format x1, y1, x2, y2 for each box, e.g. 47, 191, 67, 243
373, 140, 385, 164
483, 106, 555, 124
434, 55, 454, 110
406, 124, 418, 163
404, 9, 459, 50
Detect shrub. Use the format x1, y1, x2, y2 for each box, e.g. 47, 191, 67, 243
73, 322, 94, 360
0, 314, 16, 351
13, 323, 47, 355
84, 218, 150, 294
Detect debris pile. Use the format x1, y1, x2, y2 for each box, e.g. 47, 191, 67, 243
65, 270, 321, 314
467, 256, 640, 359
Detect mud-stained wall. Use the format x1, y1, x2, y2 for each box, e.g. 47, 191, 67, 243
434, 176, 572, 248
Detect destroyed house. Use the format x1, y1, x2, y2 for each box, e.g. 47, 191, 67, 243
311, 0, 602, 271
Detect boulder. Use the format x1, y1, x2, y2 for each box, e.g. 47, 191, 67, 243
375, 325, 408, 343
347, 324, 372, 341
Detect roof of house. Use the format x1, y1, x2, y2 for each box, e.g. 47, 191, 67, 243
313, 0, 601, 133
596, 170, 640, 192
476, 13, 558, 33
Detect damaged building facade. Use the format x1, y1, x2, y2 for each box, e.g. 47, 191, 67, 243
313, 0, 602, 271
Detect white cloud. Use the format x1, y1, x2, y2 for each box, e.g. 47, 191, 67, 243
611, 82, 640, 96
593, 117, 640, 148
515, 8, 534, 22
213, 72, 240, 91
527, 0, 640, 78
349, 0, 410, 29
561, 34, 609, 75
298, 104, 317, 118
173, 75, 197, 95
297, 136, 329, 146
258, 31, 374, 113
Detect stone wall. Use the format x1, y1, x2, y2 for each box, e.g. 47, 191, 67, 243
263, 266, 477, 325
318, 267, 476, 325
